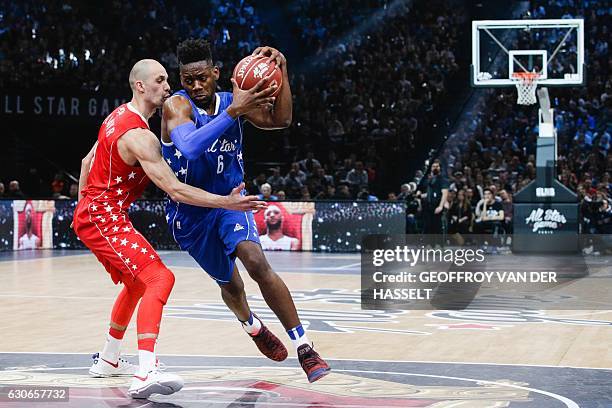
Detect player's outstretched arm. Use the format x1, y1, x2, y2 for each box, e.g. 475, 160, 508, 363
244, 46, 292, 130
123, 128, 267, 211
78, 141, 98, 202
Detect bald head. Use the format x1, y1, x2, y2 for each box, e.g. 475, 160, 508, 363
129, 59, 165, 91
128, 59, 170, 109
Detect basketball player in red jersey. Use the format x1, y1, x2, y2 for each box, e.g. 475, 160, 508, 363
73, 59, 268, 399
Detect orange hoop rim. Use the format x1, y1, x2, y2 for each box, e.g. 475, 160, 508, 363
511, 72, 541, 83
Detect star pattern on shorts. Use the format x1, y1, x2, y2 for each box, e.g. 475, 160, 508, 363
128, 171, 136, 180
116, 188, 123, 195
179, 167, 187, 175
132, 265, 137, 270
91, 204, 98, 211
111, 214, 119, 222
166, 158, 172, 165
120, 238, 128, 246
141, 247, 148, 254
150, 255, 155, 259
114, 176, 122, 184
131, 242, 139, 250
174, 149, 182, 159
112, 237, 118, 243
125, 258, 131, 264
112, 226, 120, 232
123, 226, 131, 232
105, 205, 113, 212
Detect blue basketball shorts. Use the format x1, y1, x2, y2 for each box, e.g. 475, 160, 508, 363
184, 209, 260, 284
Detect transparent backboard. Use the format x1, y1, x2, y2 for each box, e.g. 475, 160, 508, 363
471, 19, 584, 87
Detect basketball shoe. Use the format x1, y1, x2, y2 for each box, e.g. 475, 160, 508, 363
89, 352, 136, 377
298, 343, 330, 383
128, 369, 184, 399
250, 324, 288, 362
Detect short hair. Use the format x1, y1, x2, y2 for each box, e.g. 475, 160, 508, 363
483, 188, 493, 195
177, 38, 213, 66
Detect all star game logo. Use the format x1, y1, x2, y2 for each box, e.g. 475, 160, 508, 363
524, 208, 567, 234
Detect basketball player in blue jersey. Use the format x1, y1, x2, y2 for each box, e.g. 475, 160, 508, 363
160, 39, 330, 383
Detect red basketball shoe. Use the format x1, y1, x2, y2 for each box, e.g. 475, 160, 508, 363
298, 343, 331, 383
250, 325, 288, 362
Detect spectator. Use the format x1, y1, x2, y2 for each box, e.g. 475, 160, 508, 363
298, 151, 321, 175
299, 185, 311, 200
267, 167, 285, 192
69, 183, 79, 200
257, 183, 278, 201
473, 188, 504, 234
0, 182, 4, 198
7, 181, 25, 199
335, 184, 351, 199
499, 189, 513, 233
284, 164, 305, 198
448, 189, 472, 239
345, 161, 368, 190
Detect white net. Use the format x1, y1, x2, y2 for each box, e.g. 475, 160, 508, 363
512, 73, 540, 105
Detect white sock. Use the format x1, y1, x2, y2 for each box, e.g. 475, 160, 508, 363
287, 324, 310, 350
137, 350, 156, 376
100, 335, 121, 363
241, 312, 263, 336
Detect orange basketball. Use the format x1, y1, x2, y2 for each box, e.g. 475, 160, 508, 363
232, 55, 282, 97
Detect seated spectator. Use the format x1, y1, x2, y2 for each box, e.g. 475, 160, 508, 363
448, 189, 472, 236
397, 184, 411, 201
257, 183, 278, 201
276, 190, 286, 200
284, 165, 305, 198
298, 151, 321, 175
299, 185, 311, 200
335, 184, 352, 199
267, 167, 285, 192
345, 161, 369, 190
69, 183, 79, 200
252, 173, 267, 192
7, 181, 25, 199
357, 188, 378, 201
473, 188, 504, 234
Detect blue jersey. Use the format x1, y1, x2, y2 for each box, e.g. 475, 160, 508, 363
162, 91, 246, 248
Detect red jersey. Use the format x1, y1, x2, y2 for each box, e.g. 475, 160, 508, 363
81, 103, 150, 206
73, 103, 161, 284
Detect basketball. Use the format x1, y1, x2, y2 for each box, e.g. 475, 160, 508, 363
232, 55, 282, 97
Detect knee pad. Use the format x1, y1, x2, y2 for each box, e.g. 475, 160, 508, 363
139, 262, 175, 305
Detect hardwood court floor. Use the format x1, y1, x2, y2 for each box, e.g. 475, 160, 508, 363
0, 250, 611, 407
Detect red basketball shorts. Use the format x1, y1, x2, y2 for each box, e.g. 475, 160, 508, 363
73, 199, 160, 284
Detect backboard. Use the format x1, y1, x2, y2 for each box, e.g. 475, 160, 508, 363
471, 19, 584, 87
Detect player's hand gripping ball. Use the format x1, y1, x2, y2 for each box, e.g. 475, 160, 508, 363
232, 55, 282, 97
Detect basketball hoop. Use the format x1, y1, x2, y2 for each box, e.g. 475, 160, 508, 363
511, 72, 541, 105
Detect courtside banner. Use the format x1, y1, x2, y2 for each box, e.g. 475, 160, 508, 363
0, 200, 406, 253
361, 234, 611, 310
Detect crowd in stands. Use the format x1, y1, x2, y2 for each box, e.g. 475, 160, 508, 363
1, 0, 610, 239
0, 0, 267, 92
1, 0, 464, 202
